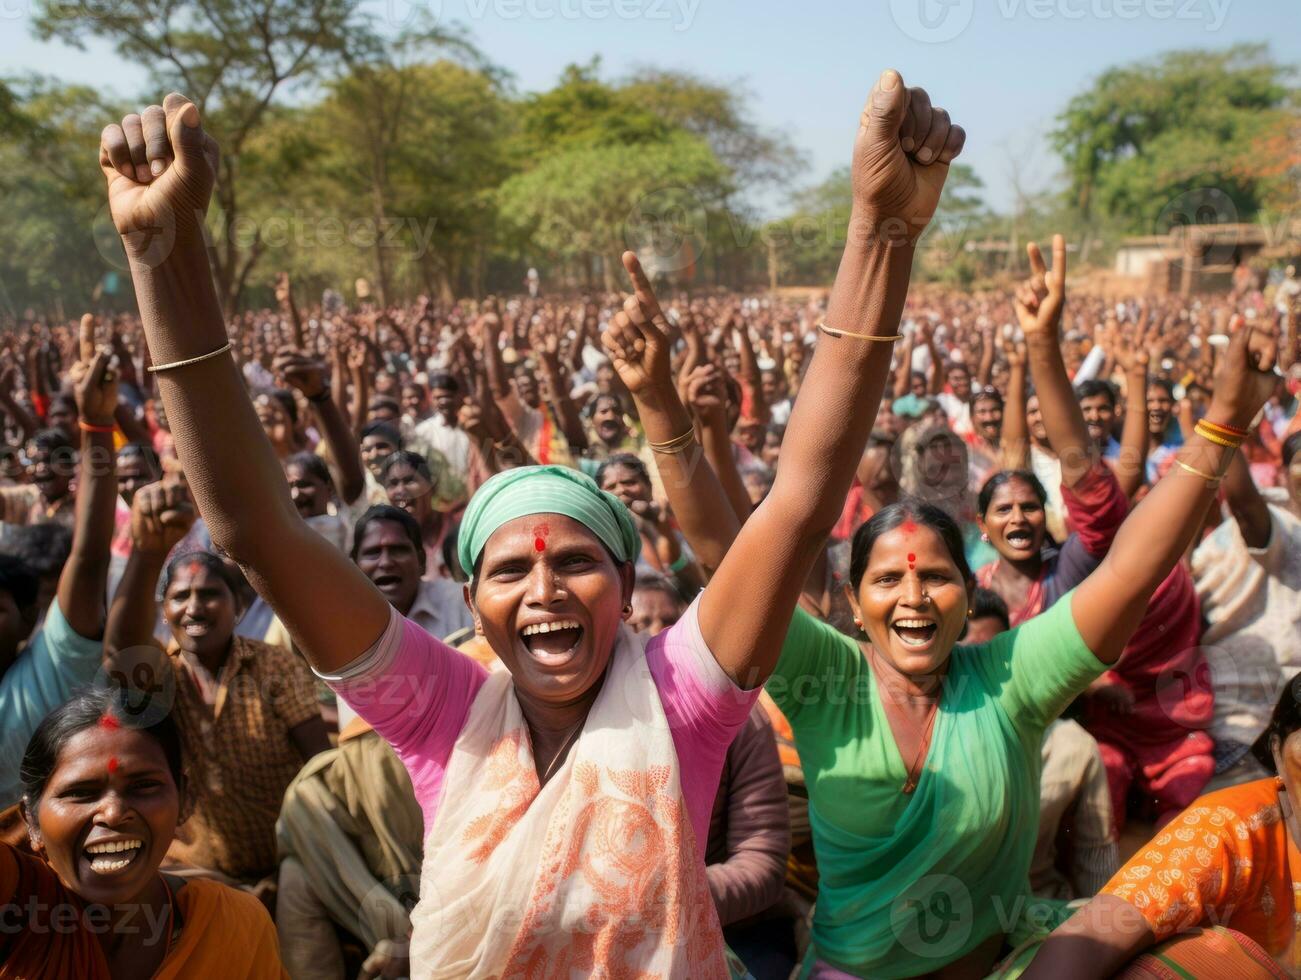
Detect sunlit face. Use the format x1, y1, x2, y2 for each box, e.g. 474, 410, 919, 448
285, 461, 330, 519
469, 515, 632, 709
972, 395, 1003, 442
1025, 395, 1048, 444
591, 398, 626, 447
431, 386, 460, 423
254, 396, 293, 451
1146, 386, 1173, 436
980, 477, 1047, 562
910, 373, 928, 398
847, 524, 971, 679
859, 440, 898, 492
361, 434, 400, 479
946, 366, 972, 401
384, 461, 434, 524
354, 519, 422, 613
600, 463, 651, 508
162, 563, 237, 659
27, 726, 179, 909
630, 586, 684, 638
596, 364, 616, 395
26, 444, 73, 504
1079, 394, 1115, 449
402, 385, 427, 420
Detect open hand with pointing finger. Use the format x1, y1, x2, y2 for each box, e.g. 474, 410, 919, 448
1013, 235, 1068, 341
600, 252, 674, 395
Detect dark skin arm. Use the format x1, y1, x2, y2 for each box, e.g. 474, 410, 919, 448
1022, 894, 1154, 980
733, 317, 769, 426
273, 347, 366, 507
1000, 340, 1030, 470
1017, 236, 1096, 488
1111, 332, 1151, 499
99, 94, 390, 673
892, 329, 915, 398
1221, 449, 1271, 549
688, 364, 753, 526
532, 318, 588, 454
976, 323, 995, 387
0, 366, 39, 440
59, 318, 119, 640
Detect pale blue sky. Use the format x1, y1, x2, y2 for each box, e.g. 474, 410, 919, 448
3, 0, 1297, 214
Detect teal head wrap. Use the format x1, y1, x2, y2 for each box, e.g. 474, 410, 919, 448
457, 465, 640, 576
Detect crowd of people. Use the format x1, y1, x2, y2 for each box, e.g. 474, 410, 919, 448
0, 74, 1299, 979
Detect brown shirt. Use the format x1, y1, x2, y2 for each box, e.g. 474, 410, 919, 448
0, 484, 74, 528
165, 635, 320, 883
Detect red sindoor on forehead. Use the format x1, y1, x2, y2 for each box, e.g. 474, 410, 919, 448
98, 713, 120, 731
107, 757, 119, 774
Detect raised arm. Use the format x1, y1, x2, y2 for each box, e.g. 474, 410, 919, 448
1071, 317, 1280, 665
532, 317, 588, 454
57, 321, 120, 640
602, 255, 742, 575
892, 328, 915, 398
273, 347, 366, 507
0, 365, 38, 441
706, 71, 963, 686
1018, 236, 1096, 488
999, 339, 1030, 469
686, 364, 753, 525
1111, 327, 1151, 499
733, 318, 769, 427
976, 322, 995, 386
98, 94, 389, 673
1219, 449, 1271, 548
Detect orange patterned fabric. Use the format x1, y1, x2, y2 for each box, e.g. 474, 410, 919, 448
409, 626, 727, 979
1101, 777, 1301, 972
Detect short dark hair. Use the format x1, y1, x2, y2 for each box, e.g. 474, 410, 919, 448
1149, 378, 1175, 399
21, 687, 185, 821
596, 453, 649, 487
428, 372, 459, 394
968, 587, 1010, 633
27, 428, 73, 458
1252, 671, 1301, 773
1075, 379, 1117, 409
284, 451, 335, 491
1, 523, 73, 584
380, 450, 433, 486
849, 499, 973, 590
0, 554, 39, 610
117, 442, 161, 478
360, 420, 403, 448
351, 504, 424, 567
970, 387, 1003, 410
585, 393, 623, 420
977, 470, 1048, 518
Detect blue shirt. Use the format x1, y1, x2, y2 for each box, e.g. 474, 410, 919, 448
0, 599, 103, 807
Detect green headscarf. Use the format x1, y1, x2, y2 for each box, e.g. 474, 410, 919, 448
457, 465, 639, 575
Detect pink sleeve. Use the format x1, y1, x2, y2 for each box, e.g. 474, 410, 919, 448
646, 597, 762, 851
319, 607, 488, 827
1065, 459, 1129, 557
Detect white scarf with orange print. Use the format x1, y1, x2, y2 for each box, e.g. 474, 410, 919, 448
409, 625, 728, 979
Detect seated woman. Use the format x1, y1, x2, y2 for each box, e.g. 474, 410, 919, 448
1023, 672, 1301, 978
97, 74, 964, 975
610, 234, 1280, 978
106, 484, 330, 892
980, 251, 1213, 830
3, 688, 284, 978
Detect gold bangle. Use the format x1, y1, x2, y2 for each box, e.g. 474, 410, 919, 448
147, 342, 233, 373
1192, 421, 1243, 450
649, 428, 697, 454
817, 321, 903, 343
1174, 458, 1222, 486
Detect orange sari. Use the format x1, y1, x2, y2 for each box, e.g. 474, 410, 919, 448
1101, 777, 1301, 972
0, 844, 286, 978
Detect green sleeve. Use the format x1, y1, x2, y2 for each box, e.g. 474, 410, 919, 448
975, 589, 1107, 734
764, 606, 862, 724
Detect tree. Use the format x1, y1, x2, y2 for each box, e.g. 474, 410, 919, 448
32, 0, 382, 310
1051, 44, 1298, 229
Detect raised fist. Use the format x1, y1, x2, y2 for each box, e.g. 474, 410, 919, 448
272, 347, 328, 400
850, 70, 965, 245
99, 94, 219, 267
131, 480, 197, 557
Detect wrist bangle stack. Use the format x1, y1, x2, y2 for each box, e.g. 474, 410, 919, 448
649, 428, 697, 455
1194, 418, 1247, 450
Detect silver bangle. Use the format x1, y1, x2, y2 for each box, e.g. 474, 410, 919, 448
147, 342, 233, 373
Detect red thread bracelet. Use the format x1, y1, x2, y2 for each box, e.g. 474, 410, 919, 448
79, 420, 116, 434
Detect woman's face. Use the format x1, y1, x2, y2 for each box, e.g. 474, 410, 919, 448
600, 463, 651, 508
470, 515, 632, 710
162, 562, 238, 659
980, 478, 1047, 561
255, 396, 292, 451
28, 725, 179, 908
1273, 730, 1301, 814
285, 462, 330, 519
630, 586, 685, 637
360, 434, 400, 479
385, 462, 434, 524
847, 524, 971, 679
761, 431, 782, 469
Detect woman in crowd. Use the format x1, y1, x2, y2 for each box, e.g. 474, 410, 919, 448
378, 450, 451, 579
1192, 432, 1301, 790
2, 688, 284, 978
97, 73, 965, 975
106, 483, 329, 893
1024, 673, 1301, 978
979, 242, 1214, 831
597, 452, 704, 594
609, 231, 1280, 977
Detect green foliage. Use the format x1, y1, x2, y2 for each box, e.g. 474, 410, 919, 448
1051, 44, 1298, 228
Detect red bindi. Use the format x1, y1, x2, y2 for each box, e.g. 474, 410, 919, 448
535, 537, 546, 552
531, 522, 550, 552
107, 757, 119, 775
907, 553, 916, 563
98, 713, 120, 731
